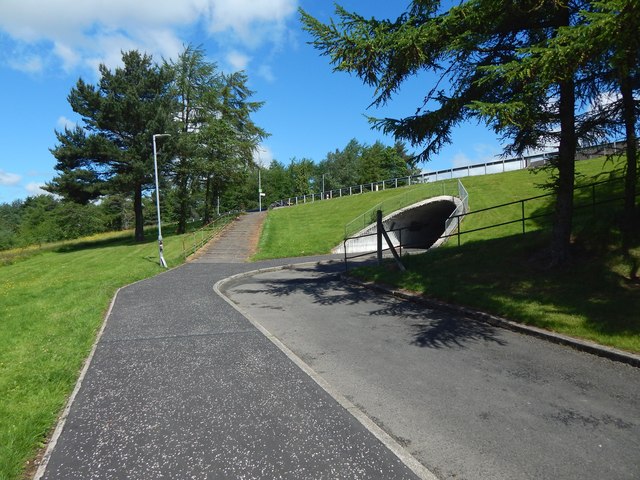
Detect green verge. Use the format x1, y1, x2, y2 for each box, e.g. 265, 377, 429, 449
0, 221, 225, 480
255, 156, 624, 257
253, 180, 460, 259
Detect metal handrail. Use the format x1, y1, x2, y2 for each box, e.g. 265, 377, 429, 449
181, 211, 239, 258
270, 139, 627, 211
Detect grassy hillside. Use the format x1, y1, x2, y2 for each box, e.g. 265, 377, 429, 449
254, 179, 460, 259
256, 156, 625, 257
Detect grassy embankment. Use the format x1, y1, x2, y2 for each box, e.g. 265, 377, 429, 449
256, 156, 639, 353
254, 179, 461, 259
0, 219, 231, 480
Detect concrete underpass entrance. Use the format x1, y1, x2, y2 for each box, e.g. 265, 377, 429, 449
384, 198, 457, 249
334, 195, 464, 254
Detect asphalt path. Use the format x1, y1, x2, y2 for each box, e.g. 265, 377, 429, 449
38, 258, 430, 479
36, 206, 433, 480
221, 263, 640, 480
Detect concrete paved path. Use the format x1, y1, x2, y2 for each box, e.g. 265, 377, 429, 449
36, 213, 423, 479
221, 264, 640, 480
196, 211, 267, 263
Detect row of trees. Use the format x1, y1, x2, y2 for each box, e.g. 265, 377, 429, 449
35, 41, 422, 248
47, 46, 267, 242
0, 137, 416, 250
261, 139, 418, 203
301, 0, 639, 265
0, 196, 125, 250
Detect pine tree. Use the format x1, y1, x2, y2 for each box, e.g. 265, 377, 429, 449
48, 50, 175, 242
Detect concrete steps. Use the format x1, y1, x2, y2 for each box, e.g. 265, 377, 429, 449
194, 212, 266, 263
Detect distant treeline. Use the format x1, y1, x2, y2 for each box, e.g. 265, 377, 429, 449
0, 137, 416, 250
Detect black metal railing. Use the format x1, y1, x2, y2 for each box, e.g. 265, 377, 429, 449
342, 175, 634, 270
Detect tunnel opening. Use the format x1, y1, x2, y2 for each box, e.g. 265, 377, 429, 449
384, 199, 457, 249
334, 196, 462, 254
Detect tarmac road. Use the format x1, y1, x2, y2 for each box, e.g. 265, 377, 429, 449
221, 262, 640, 480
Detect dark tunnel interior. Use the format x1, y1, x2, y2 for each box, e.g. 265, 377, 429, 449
384, 200, 457, 249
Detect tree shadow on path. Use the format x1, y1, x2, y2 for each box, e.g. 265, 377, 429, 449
237, 263, 508, 350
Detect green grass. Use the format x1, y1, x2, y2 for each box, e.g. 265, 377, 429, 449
446, 156, 625, 243
255, 156, 625, 258
0, 227, 191, 480
353, 231, 640, 353
254, 179, 460, 259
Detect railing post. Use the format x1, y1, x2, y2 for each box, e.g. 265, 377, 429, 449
521, 200, 526, 234
344, 239, 348, 272
377, 210, 383, 265
457, 216, 461, 246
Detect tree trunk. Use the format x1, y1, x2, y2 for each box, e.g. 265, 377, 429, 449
550, 76, 576, 266
176, 164, 189, 234
134, 183, 145, 242
203, 174, 212, 224
620, 71, 638, 250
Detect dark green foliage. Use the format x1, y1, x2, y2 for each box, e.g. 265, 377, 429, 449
0, 200, 23, 250
48, 50, 176, 242
317, 139, 416, 192
0, 195, 111, 249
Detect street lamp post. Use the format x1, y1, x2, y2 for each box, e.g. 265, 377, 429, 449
153, 133, 170, 268
258, 168, 262, 212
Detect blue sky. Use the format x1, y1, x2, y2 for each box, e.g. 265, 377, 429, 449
0, 0, 503, 204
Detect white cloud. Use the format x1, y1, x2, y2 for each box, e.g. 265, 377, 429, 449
207, 0, 296, 45
53, 41, 81, 72
8, 54, 43, 74
258, 64, 276, 83
25, 182, 50, 196
254, 145, 273, 167
451, 152, 472, 168
227, 51, 251, 71
56, 116, 76, 131
0, 170, 22, 186
0, 0, 298, 75
472, 142, 500, 159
